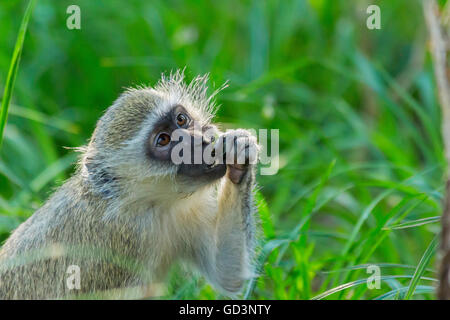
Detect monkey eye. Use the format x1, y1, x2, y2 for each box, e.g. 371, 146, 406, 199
176, 113, 188, 127
156, 133, 171, 147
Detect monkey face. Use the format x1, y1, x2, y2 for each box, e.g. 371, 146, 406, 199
82, 73, 228, 199
145, 104, 227, 186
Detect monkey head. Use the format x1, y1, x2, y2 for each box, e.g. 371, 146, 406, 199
79, 72, 235, 201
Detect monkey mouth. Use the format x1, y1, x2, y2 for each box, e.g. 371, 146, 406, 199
178, 161, 226, 181
204, 162, 226, 175
206, 161, 218, 170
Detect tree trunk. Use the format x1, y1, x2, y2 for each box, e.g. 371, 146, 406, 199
423, 0, 450, 300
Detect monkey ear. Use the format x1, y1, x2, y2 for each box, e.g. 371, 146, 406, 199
84, 156, 96, 174
83, 156, 118, 198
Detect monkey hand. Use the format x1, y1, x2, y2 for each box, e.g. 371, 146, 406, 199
215, 129, 259, 184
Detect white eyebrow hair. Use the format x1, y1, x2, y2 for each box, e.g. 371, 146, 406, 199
155, 69, 228, 122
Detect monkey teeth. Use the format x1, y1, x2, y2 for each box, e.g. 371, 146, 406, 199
206, 162, 216, 169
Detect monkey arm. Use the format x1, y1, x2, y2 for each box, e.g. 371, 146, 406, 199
214, 166, 257, 294
192, 130, 259, 295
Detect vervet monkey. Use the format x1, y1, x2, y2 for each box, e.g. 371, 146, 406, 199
0, 72, 260, 299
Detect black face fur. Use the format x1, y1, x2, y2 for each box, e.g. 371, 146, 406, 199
146, 105, 227, 183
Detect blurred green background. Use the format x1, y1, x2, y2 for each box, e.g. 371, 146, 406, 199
0, 0, 444, 299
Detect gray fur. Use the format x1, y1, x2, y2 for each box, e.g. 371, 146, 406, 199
0, 71, 259, 299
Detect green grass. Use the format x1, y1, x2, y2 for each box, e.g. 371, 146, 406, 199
0, 0, 445, 299
0, 0, 36, 149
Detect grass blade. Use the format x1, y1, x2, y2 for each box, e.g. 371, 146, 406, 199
321, 263, 436, 275
0, 0, 37, 151
383, 216, 441, 230
374, 285, 435, 300
404, 235, 439, 300
7, 103, 80, 134
244, 238, 291, 299
312, 275, 437, 300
